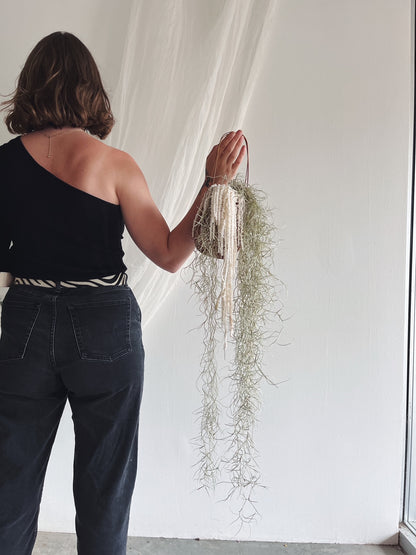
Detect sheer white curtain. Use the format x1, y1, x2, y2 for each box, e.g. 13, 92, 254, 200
107, 0, 279, 327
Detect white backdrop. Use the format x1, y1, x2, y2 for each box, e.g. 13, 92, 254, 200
0, 0, 412, 545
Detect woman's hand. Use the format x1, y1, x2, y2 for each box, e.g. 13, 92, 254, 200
205, 130, 246, 185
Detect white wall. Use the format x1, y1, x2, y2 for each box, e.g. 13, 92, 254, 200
0, 0, 412, 545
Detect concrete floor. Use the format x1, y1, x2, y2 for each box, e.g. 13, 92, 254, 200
33, 532, 404, 554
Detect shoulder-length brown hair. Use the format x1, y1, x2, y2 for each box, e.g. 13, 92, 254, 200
2, 31, 114, 139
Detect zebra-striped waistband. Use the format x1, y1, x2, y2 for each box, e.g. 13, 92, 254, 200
13, 273, 128, 288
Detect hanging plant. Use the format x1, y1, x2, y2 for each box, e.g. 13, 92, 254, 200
186, 137, 287, 528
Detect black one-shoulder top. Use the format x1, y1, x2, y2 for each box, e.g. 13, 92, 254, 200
0, 136, 127, 280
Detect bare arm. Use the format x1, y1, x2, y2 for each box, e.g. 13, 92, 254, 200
116, 130, 246, 273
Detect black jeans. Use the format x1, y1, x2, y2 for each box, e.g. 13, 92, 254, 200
0, 283, 145, 555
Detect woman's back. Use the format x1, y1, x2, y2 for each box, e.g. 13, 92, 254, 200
0, 130, 127, 281
20, 129, 119, 205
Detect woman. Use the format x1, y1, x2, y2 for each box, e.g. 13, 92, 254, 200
0, 31, 245, 555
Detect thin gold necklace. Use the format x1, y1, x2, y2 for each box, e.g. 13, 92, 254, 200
40, 128, 83, 158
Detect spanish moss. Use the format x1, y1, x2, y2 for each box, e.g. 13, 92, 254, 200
186, 174, 287, 529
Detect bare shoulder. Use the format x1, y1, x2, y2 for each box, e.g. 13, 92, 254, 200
104, 144, 134, 165
103, 144, 147, 189
103, 143, 139, 171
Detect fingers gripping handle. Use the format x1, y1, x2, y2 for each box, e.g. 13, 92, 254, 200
208, 132, 249, 186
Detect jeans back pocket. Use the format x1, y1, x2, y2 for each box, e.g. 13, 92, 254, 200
68, 298, 132, 362
0, 300, 41, 361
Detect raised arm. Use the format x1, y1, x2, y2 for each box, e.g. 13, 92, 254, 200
116, 130, 246, 273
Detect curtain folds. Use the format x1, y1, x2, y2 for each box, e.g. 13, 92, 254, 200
108, 0, 278, 328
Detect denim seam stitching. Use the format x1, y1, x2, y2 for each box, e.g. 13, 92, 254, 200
0, 302, 41, 361
49, 296, 57, 368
